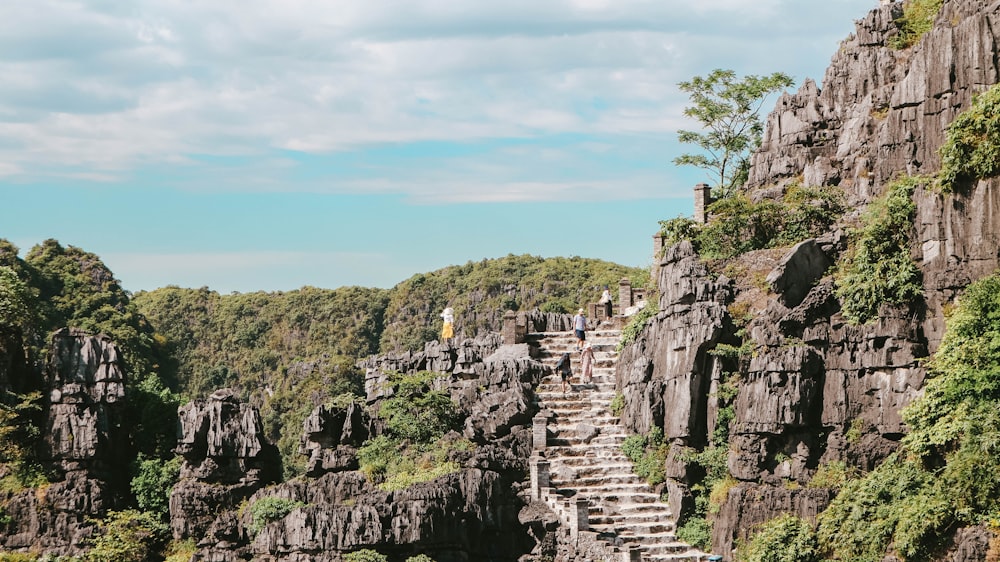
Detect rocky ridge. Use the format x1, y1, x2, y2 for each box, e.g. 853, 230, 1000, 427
613, 0, 1000, 558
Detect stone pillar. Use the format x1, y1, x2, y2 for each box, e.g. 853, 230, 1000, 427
623, 545, 641, 562
569, 497, 589, 538
694, 183, 712, 224
618, 278, 632, 310
530, 456, 550, 500
502, 311, 519, 345
532, 414, 548, 450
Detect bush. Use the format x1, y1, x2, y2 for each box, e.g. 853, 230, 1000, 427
807, 461, 856, 489
380, 371, 461, 442
248, 496, 306, 535
358, 432, 471, 492
609, 392, 625, 417
131, 455, 182, 519
889, 0, 944, 50
621, 429, 667, 485
344, 550, 388, 562
738, 514, 819, 562
939, 83, 1000, 193
86, 510, 169, 562
676, 517, 712, 550
406, 554, 436, 562
617, 300, 657, 352
834, 176, 924, 324
163, 539, 198, 562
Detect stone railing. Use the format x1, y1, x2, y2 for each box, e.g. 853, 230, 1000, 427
529, 414, 644, 562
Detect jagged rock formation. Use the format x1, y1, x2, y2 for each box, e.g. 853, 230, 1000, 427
184, 335, 552, 561
170, 388, 282, 543
0, 328, 130, 556
616, 1, 1000, 559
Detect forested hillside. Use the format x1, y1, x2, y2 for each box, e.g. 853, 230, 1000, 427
0, 240, 646, 478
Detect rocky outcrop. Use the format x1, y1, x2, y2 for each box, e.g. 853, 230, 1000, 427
187, 338, 548, 561
0, 328, 130, 557
170, 388, 281, 541
616, 1, 1000, 559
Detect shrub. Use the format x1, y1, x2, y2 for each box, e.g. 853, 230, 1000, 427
621, 434, 647, 463
405, 555, 436, 562
676, 517, 712, 550
358, 433, 471, 491
889, 0, 944, 50
834, 176, 924, 324
380, 371, 461, 442
163, 539, 198, 562
621, 428, 668, 485
738, 514, 819, 562
248, 496, 306, 535
807, 461, 855, 489
131, 455, 182, 519
610, 392, 625, 417
657, 216, 700, 249
344, 549, 388, 562
617, 300, 657, 352
86, 510, 169, 562
939, 83, 1000, 193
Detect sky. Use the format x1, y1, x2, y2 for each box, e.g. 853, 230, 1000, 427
0, 0, 877, 294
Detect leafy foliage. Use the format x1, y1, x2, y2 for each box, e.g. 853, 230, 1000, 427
818, 270, 1000, 560
359, 372, 470, 491
405, 556, 436, 562
344, 550, 388, 562
248, 496, 306, 534
0, 267, 31, 331
379, 254, 646, 353
807, 461, 856, 490
938, 83, 1000, 192
676, 517, 712, 551
131, 455, 182, 519
617, 299, 658, 352
834, 176, 924, 324
889, 0, 944, 50
620, 426, 667, 485
658, 185, 844, 260
674, 69, 794, 197
737, 514, 819, 562
609, 392, 625, 417
86, 510, 169, 562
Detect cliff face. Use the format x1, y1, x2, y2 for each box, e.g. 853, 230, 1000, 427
0, 328, 131, 556
618, 0, 1000, 558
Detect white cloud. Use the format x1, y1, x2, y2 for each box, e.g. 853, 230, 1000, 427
0, 0, 877, 200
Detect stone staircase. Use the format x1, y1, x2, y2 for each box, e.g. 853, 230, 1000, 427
528, 329, 706, 562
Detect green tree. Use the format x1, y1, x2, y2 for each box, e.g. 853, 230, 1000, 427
675, 69, 794, 198
0, 266, 31, 330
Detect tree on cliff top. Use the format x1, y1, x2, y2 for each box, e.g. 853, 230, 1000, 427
674, 69, 793, 198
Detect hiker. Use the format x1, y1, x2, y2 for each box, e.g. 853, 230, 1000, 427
440, 307, 454, 342
599, 285, 613, 319
555, 352, 572, 393
580, 342, 595, 384
572, 308, 587, 350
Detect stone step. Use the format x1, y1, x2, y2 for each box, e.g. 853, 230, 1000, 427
528, 330, 711, 561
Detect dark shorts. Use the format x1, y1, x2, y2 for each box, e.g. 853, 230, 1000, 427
575, 329, 586, 340
560, 369, 571, 381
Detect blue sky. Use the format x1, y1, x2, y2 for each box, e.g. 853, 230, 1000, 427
1, 0, 876, 293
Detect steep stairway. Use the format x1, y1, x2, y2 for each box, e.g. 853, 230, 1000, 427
528, 329, 705, 562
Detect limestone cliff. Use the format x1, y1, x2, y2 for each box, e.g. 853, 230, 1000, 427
616, 0, 1000, 558
0, 328, 131, 556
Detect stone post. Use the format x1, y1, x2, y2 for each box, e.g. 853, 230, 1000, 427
530, 456, 550, 500
622, 545, 641, 562
569, 497, 589, 538
618, 278, 632, 310
694, 183, 713, 224
532, 414, 547, 450
502, 310, 526, 345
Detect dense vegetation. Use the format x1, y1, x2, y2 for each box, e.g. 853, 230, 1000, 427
889, 0, 944, 50
357, 371, 471, 491
938, 83, 1000, 193
834, 176, 924, 324
810, 270, 1000, 560
379, 254, 646, 352
658, 184, 845, 260
0, 237, 640, 559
